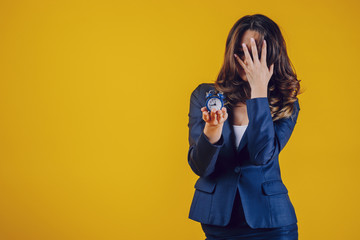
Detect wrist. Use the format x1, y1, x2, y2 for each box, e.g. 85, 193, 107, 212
204, 122, 223, 131
251, 85, 268, 98
204, 123, 223, 144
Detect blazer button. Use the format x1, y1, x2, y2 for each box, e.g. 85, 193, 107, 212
234, 166, 241, 174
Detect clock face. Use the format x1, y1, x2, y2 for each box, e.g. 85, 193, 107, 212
207, 97, 222, 111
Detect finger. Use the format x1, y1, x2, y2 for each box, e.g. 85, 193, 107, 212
202, 111, 209, 122
220, 112, 228, 124
250, 38, 260, 64
216, 110, 223, 122
210, 109, 217, 123
270, 63, 274, 76
234, 54, 249, 73
201, 107, 208, 119
261, 39, 267, 66
217, 107, 224, 121
220, 108, 228, 123
202, 111, 206, 121
242, 43, 254, 68
220, 107, 227, 117
223, 112, 228, 121
201, 107, 208, 115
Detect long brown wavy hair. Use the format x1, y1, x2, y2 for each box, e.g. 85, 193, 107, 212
214, 14, 304, 121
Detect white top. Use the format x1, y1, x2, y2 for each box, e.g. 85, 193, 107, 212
233, 125, 248, 148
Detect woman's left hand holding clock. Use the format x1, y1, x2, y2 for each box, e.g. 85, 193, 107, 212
201, 107, 228, 126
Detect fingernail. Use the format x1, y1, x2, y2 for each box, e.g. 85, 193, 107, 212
251, 38, 254, 42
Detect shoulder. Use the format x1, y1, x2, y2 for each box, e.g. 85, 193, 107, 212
190, 83, 216, 106
191, 82, 216, 97
294, 97, 301, 111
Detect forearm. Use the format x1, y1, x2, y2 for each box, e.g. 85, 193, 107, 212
188, 131, 224, 177
246, 97, 275, 165
245, 97, 300, 165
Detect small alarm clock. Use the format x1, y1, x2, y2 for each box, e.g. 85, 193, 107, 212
205, 90, 225, 112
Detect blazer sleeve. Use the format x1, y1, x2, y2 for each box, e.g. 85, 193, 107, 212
187, 84, 225, 178
246, 97, 300, 166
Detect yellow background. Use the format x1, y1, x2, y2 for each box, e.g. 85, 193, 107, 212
0, 0, 359, 239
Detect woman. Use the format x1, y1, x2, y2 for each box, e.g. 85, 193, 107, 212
187, 14, 303, 240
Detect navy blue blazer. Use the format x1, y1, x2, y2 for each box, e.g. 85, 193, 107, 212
187, 83, 300, 228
